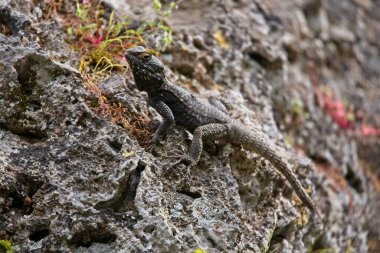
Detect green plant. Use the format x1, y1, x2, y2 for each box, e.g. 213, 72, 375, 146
290, 97, 304, 116
63, 0, 181, 75
65, 1, 143, 74
0, 240, 15, 253
307, 234, 335, 253
311, 249, 334, 253
153, 0, 182, 17
261, 213, 278, 253
152, 0, 182, 46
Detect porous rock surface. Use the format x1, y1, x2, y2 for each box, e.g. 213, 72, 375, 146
0, 0, 379, 252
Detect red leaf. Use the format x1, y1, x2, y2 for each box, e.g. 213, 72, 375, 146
359, 124, 380, 137
84, 31, 104, 46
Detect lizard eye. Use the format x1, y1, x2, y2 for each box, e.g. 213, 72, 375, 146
140, 53, 151, 61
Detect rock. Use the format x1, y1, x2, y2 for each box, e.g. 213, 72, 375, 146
1, 0, 380, 252
0, 5, 31, 37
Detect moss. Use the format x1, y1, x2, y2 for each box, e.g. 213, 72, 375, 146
0, 240, 15, 253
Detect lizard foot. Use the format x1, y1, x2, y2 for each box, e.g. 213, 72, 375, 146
164, 155, 195, 173
162, 159, 189, 177
146, 139, 159, 153
146, 143, 155, 153
146, 132, 164, 152
164, 155, 192, 175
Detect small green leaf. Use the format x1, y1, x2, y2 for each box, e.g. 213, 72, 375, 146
290, 98, 304, 116
162, 33, 172, 46
79, 23, 97, 31
158, 23, 171, 32
194, 248, 206, 253
0, 240, 15, 253
346, 112, 355, 122
67, 27, 73, 35
153, 0, 162, 12
114, 23, 124, 35
76, 3, 88, 20
169, 1, 177, 9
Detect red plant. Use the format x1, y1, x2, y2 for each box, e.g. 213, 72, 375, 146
307, 62, 380, 137
315, 88, 354, 130
84, 31, 105, 46
359, 124, 380, 137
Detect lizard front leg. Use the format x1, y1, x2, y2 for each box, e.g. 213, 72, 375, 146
181, 123, 229, 165
148, 98, 174, 150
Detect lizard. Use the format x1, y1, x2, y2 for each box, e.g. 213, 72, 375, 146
124, 46, 315, 211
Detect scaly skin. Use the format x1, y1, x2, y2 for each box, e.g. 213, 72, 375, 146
125, 46, 315, 211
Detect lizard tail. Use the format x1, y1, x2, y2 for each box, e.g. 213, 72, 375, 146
231, 124, 315, 211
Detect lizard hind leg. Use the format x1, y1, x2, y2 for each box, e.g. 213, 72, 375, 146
176, 123, 230, 167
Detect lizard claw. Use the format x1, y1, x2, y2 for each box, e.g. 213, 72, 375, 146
146, 132, 167, 152
167, 155, 194, 169
167, 159, 183, 170
163, 157, 193, 176
162, 158, 185, 176
146, 136, 160, 152
158, 151, 183, 160
146, 142, 156, 152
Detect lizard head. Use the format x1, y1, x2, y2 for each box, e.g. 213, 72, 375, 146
125, 46, 165, 93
